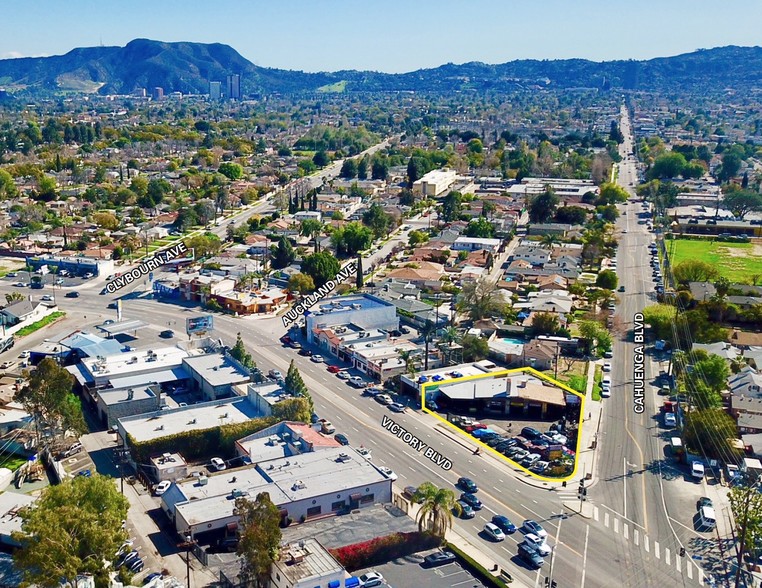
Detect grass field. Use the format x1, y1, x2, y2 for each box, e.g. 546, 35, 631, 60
669, 239, 762, 284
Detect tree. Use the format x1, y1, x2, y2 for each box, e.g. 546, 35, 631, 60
0, 169, 18, 199
687, 353, 730, 395
642, 304, 677, 340
729, 482, 762, 587
271, 237, 295, 270
596, 269, 618, 290
596, 182, 629, 205
464, 217, 495, 238
92, 211, 119, 230
230, 332, 256, 369
408, 230, 429, 246
414, 482, 460, 538
672, 260, 719, 285
312, 150, 330, 168
609, 121, 624, 144
16, 358, 86, 447
371, 158, 389, 180
458, 277, 503, 320
649, 152, 687, 179
185, 233, 222, 258
301, 251, 340, 289
300, 219, 323, 253
357, 156, 369, 179
288, 272, 315, 294
356, 254, 364, 289
528, 186, 559, 223
13, 474, 129, 588
717, 152, 742, 183
722, 189, 762, 220
284, 361, 313, 415
331, 222, 373, 256
398, 350, 419, 376
440, 191, 462, 222
530, 312, 561, 336
540, 234, 560, 249
218, 162, 243, 180
554, 205, 588, 225
362, 202, 394, 238
5, 291, 25, 304
682, 408, 741, 460
271, 397, 311, 423
461, 334, 489, 362
236, 492, 282, 588
340, 158, 358, 179
578, 320, 611, 356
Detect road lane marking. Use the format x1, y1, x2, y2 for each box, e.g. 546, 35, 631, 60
580, 524, 589, 588
675, 551, 680, 573
698, 568, 704, 585
599, 504, 647, 530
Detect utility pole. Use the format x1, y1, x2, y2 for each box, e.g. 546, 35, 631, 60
178, 534, 196, 588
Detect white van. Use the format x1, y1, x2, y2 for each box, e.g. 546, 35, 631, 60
698, 506, 716, 530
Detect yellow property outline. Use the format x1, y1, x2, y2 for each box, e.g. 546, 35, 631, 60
419, 366, 585, 482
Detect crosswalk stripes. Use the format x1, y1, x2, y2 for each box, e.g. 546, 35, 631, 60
644, 536, 650, 552
655, 541, 660, 559
604, 512, 610, 528
698, 568, 704, 585
675, 552, 680, 573
614, 518, 619, 534
665, 548, 671, 566
623, 523, 629, 540
593, 506, 599, 521
686, 563, 693, 580
634, 529, 639, 546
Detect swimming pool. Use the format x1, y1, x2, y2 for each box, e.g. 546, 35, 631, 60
501, 338, 525, 346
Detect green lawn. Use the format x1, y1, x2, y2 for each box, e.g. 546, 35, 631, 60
669, 238, 762, 284
16, 311, 66, 337
591, 365, 603, 402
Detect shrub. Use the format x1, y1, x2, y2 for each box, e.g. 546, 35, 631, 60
330, 532, 440, 571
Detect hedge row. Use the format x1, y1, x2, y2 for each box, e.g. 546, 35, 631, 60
330, 531, 440, 572
445, 542, 512, 586
129, 415, 279, 463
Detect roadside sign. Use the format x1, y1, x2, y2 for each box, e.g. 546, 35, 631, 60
186, 315, 214, 335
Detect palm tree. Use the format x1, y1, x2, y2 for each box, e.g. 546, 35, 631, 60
540, 233, 560, 249
5, 292, 24, 305
398, 350, 418, 377
300, 219, 323, 253
415, 482, 460, 538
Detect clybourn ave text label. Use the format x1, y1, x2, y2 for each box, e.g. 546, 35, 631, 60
282, 263, 357, 327
632, 312, 645, 414
381, 415, 452, 470
106, 241, 189, 294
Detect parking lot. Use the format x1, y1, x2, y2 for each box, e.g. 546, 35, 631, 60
355, 548, 489, 588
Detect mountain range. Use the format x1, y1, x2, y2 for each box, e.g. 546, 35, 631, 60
0, 38, 760, 96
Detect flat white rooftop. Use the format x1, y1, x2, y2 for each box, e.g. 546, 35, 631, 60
82, 346, 189, 379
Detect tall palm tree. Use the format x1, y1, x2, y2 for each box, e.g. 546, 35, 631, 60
540, 233, 559, 249
414, 482, 460, 538
398, 350, 418, 376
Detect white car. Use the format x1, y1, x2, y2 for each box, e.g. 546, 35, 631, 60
154, 480, 171, 496
523, 533, 552, 556
375, 394, 393, 405
83, 272, 94, 279
310, 355, 324, 363
337, 371, 350, 380
602, 362, 612, 372
41, 295, 54, 301
359, 571, 384, 587
664, 412, 677, 427
18, 351, 29, 359
377, 466, 398, 481
210, 457, 226, 471
357, 447, 372, 460
484, 522, 506, 541
13, 282, 26, 287
691, 461, 705, 481
602, 376, 612, 388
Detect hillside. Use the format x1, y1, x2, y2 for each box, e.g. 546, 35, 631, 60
0, 40, 760, 96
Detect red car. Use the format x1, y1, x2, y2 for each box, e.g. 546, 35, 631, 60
327, 365, 342, 373
464, 423, 487, 433
280, 335, 292, 345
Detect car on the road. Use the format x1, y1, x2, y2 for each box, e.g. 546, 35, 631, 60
421, 550, 457, 568
99, 287, 108, 295
349, 376, 367, 388
159, 329, 174, 338
334, 433, 349, 446
103, 319, 114, 325
523, 533, 552, 556
18, 350, 29, 359
491, 515, 517, 534
522, 519, 547, 538
358, 571, 385, 587
460, 493, 482, 510
664, 412, 677, 427
83, 272, 94, 279
518, 543, 545, 569
456, 501, 475, 518
388, 402, 406, 413
65, 291, 80, 298
5, 272, 16, 278
618, 285, 626, 292
154, 480, 171, 495
483, 522, 506, 542
691, 460, 705, 481
602, 362, 612, 372
298, 348, 312, 356
12, 282, 26, 287
280, 335, 292, 345
310, 354, 324, 363
336, 370, 351, 380
374, 394, 393, 405
289, 341, 302, 349
697, 497, 713, 510
210, 457, 226, 471
41, 295, 53, 301
377, 466, 398, 481
327, 365, 342, 373
268, 369, 283, 380
457, 477, 478, 493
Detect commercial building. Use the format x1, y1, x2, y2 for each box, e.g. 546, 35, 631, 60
270, 539, 349, 588
26, 255, 114, 277
226, 74, 241, 100
148, 452, 189, 483
305, 295, 398, 345
209, 81, 222, 100
182, 353, 251, 400
152, 87, 164, 101
412, 168, 458, 197
234, 421, 341, 462
161, 446, 392, 541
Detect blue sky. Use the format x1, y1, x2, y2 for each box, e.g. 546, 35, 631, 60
3, 0, 761, 73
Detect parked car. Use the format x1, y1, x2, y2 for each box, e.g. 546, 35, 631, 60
388, 402, 406, 413
268, 369, 283, 380
422, 550, 457, 568
327, 365, 342, 373
280, 335, 292, 345
691, 461, 705, 481
602, 362, 612, 372
664, 412, 677, 427
159, 329, 174, 338
310, 354, 324, 363
337, 370, 351, 380
377, 466, 398, 481
375, 394, 393, 405
697, 497, 713, 510
358, 571, 385, 587
289, 341, 302, 349
530, 461, 550, 474
349, 376, 367, 388
403, 485, 421, 502
210, 457, 226, 471
457, 477, 478, 493
41, 295, 53, 301
521, 427, 541, 439
334, 433, 349, 446
12, 282, 26, 287
154, 480, 171, 495
483, 522, 506, 542
522, 519, 547, 538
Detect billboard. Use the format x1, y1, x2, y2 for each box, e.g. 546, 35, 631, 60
186, 315, 214, 335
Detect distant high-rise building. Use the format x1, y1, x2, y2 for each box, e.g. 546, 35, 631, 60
133, 88, 147, 98
209, 81, 222, 101
226, 74, 241, 100
152, 87, 164, 101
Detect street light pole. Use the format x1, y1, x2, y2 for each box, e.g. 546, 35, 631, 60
179, 534, 196, 588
